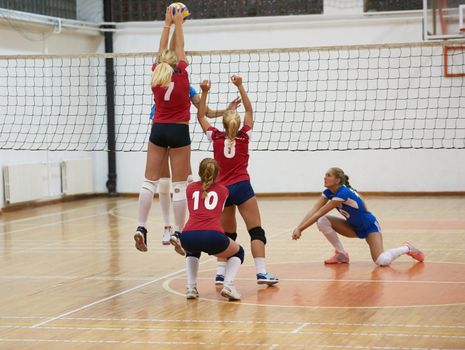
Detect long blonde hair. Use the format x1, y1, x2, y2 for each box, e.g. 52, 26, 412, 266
198, 158, 219, 198
151, 49, 178, 87
222, 110, 241, 149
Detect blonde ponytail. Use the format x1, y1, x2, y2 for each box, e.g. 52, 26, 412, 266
198, 158, 219, 198
151, 49, 178, 87
222, 110, 241, 149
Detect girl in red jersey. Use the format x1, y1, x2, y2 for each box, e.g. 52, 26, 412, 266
197, 77, 279, 286
155, 30, 241, 246
179, 158, 245, 301
134, 7, 191, 252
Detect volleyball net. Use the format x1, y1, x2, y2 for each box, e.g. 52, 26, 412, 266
0, 40, 464, 152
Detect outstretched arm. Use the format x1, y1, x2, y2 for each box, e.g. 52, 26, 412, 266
197, 80, 212, 133
172, 9, 187, 63
191, 95, 242, 118
231, 75, 253, 128
158, 7, 172, 56
292, 197, 340, 240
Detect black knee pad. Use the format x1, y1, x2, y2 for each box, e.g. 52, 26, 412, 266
225, 232, 237, 241
248, 226, 266, 245
230, 245, 244, 264
186, 251, 201, 259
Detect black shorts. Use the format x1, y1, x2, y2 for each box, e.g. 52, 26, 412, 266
149, 123, 191, 148
180, 230, 230, 256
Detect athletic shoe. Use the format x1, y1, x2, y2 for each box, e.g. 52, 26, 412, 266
134, 226, 148, 252
170, 231, 185, 256
256, 272, 279, 285
186, 286, 199, 299
220, 284, 241, 301
162, 226, 172, 246
324, 251, 350, 264
215, 274, 225, 285
403, 242, 425, 262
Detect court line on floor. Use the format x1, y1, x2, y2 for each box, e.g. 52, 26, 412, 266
4, 324, 465, 339
30, 257, 215, 328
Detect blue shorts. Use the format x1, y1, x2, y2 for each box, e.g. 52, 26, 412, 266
354, 220, 382, 239
225, 180, 255, 207
180, 230, 230, 256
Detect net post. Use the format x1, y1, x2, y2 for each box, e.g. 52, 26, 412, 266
102, 0, 117, 196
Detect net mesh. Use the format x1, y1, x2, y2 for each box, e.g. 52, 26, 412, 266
1, 40, 464, 152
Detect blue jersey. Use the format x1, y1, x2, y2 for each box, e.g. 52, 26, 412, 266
149, 85, 197, 121
322, 185, 378, 231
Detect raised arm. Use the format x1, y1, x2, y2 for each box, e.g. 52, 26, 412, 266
158, 7, 172, 56
169, 28, 176, 52
292, 197, 340, 240
197, 80, 212, 133
172, 9, 187, 63
231, 75, 253, 128
191, 95, 242, 118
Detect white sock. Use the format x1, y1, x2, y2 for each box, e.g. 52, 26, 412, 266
254, 257, 266, 275
216, 261, 227, 276
376, 246, 409, 266
224, 256, 241, 286
158, 178, 172, 227
137, 180, 158, 227
172, 199, 187, 232
317, 216, 346, 253
186, 256, 199, 288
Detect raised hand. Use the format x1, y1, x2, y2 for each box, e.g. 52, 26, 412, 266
200, 80, 211, 92
172, 8, 184, 25
231, 75, 243, 87
227, 97, 242, 110
164, 6, 172, 26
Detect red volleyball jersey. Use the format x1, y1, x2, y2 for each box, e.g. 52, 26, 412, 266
183, 181, 229, 232
151, 60, 191, 123
207, 125, 252, 186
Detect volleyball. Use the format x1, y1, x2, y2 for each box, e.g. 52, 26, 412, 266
169, 2, 190, 19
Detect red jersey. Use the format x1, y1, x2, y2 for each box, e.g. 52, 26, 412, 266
207, 125, 252, 186
183, 181, 229, 232
151, 60, 191, 123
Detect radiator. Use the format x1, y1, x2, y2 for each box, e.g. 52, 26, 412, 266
61, 159, 93, 195
3, 163, 47, 204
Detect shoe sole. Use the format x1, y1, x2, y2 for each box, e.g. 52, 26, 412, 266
215, 281, 224, 286
162, 241, 171, 246
220, 290, 241, 301
134, 233, 147, 252
257, 280, 279, 286
170, 238, 185, 256
324, 260, 349, 264
186, 294, 199, 299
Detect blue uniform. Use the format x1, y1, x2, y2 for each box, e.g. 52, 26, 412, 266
149, 85, 197, 121
322, 185, 381, 239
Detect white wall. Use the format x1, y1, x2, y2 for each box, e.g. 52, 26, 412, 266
1, 10, 464, 210
0, 19, 105, 208
112, 12, 465, 194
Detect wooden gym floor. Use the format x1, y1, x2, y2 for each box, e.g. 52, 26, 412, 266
0, 195, 464, 349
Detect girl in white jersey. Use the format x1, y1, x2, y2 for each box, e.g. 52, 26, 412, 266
292, 167, 425, 266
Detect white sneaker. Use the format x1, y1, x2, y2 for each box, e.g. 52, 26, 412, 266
186, 286, 199, 299
162, 226, 172, 246
170, 232, 185, 256
220, 284, 241, 301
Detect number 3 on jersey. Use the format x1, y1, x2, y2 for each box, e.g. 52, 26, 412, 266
192, 190, 219, 210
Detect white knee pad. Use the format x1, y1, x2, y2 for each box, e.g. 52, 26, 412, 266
316, 216, 333, 235
172, 181, 187, 202
158, 177, 171, 194
375, 252, 392, 266
187, 174, 194, 184
141, 179, 158, 194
